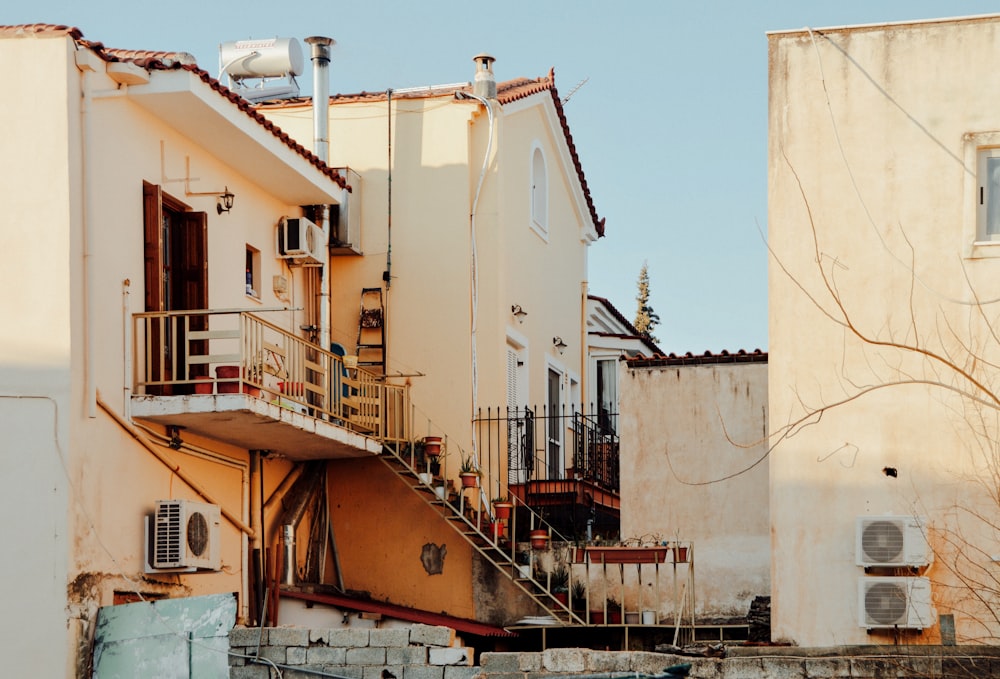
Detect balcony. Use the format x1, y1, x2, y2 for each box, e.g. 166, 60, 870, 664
129, 309, 408, 459
472, 406, 620, 542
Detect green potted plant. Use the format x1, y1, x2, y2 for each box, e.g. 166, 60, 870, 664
571, 580, 587, 615
606, 596, 622, 624
550, 566, 569, 606
492, 495, 513, 520
459, 454, 479, 488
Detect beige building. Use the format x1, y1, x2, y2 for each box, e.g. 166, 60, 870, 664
769, 15, 1000, 646
0, 25, 616, 677
619, 351, 769, 630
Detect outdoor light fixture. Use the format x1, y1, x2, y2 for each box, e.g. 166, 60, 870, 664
553, 336, 567, 354
217, 187, 235, 214
511, 304, 528, 323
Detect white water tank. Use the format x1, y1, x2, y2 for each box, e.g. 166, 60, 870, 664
220, 38, 303, 79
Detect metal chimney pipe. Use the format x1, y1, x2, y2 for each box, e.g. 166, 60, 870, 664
472, 53, 497, 100
304, 36, 334, 162
304, 36, 334, 351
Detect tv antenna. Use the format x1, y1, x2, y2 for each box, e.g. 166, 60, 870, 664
561, 77, 590, 105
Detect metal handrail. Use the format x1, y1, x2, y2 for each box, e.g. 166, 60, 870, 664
132, 309, 408, 445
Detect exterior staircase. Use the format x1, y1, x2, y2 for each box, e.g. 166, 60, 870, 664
378, 443, 584, 626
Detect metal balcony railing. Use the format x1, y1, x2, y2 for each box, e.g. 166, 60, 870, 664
132, 309, 408, 445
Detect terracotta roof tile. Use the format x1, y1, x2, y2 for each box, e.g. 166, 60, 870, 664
626, 348, 768, 368
261, 71, 604, 235
0, 24, 348, 191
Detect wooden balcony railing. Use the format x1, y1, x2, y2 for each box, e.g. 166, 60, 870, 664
132, 309, 408, 445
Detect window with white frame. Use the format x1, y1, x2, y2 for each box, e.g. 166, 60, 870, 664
978, 147, 1000, 242
531, 145, 548, 235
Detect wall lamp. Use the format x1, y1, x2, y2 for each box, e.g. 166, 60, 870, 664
511, 304, 528, 323
553, 337, 567, 354
217, 187, 235, 214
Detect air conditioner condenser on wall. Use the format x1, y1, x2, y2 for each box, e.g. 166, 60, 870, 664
858, 577, 933, 629
145, 499, 221, 572
856, 515, 932, 568
276, 216, 325, 265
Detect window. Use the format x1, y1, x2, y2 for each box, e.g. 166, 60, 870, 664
530, 145, 548, 236
596, 359, 618, 434
978, 147, 1000, 241
245, 245, 261, 299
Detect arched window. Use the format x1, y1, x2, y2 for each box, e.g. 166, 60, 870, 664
531, 146, 548, 233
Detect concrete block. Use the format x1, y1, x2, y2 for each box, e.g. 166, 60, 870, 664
429, 646, 473, 666
230, 626, 266, 647
803, 657, 851, 677
403, 666, 445, 679
587, 650, 629, 672
943, 656, 989, 677
631, 651, 682, 674
257, 646, 286, 665
228, 648, 248, 666
327, 665, 364, 679
442, 666, 482, 679
329, 628, 371, 648
543, 648, 586, 672
306, 646, 347, 665
267, 627, 310, 646
410, 624, 456, 647
309, 627, 331, 644
365, 665, 403, 679
757, 657, 805, 678
285, 646, 307, 665
850, 657, 902, 678
720, 657, 765, 679
229, 665, 270, 679
687, 659, 722, 679
518, 652, 542, 671
346, 646, 388, 665
479, 652, 520, 672
906, 656, 941, 677
388, 646, 429, 665
371, 628, 411, 648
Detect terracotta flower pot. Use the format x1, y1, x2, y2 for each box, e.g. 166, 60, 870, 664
529, 529, 549, 549
493, 502, 512, 521
423, 436, 443, 457
460, 472, 478, 488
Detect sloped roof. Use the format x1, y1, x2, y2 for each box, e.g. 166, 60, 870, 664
626, 348, 768, 368
587, 294, 662, 356
262, 70, 605, 237
0, 24, 347, 190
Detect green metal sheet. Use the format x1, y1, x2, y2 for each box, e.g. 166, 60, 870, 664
92, 592, 236, 679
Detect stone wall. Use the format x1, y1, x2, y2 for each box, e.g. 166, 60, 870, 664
229, 626, 1000, 679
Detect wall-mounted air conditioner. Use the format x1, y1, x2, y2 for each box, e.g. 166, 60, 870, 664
148, 499, 221, 571
856, 516, 931, 568
858, 577, 932, 629
277, 216, 325, 265
330, 167, 362, 256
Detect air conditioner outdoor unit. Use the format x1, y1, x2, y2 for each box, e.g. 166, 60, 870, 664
856, 515, 931, 568
277, 216, 325, 265
151, 499, 221, 571
858, 577, 932, 629
330, 167, 362, 256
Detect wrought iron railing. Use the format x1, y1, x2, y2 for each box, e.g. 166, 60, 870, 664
473, 405, 619, 494
132, 309, 408, 445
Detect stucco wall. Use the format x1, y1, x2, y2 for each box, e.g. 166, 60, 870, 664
769, 16, 1000, 646
619, 360, 769, 619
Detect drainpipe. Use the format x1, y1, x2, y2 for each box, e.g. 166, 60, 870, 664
78, 50, 97, 418
305, 36, 334, 351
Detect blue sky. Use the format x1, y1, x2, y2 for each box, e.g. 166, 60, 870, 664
8, 1, 998, 352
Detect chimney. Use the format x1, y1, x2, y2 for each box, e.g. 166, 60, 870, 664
472, 53, 497, 100
304, 36, 334, 163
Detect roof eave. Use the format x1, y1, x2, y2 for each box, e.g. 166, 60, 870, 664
126, 68, 343, 206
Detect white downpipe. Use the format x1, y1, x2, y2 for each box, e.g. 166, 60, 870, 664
122, 280, 132, 421
80, 54, 97, 418
457, 91, 495, 509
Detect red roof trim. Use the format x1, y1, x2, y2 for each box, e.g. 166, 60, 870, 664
280, 588, 517, 638
0, 24, 347, 191
626, 348, 768, 368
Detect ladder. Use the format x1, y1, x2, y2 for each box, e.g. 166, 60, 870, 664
356, 287, 385, 374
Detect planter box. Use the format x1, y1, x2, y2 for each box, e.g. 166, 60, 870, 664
584, 546, 668, 564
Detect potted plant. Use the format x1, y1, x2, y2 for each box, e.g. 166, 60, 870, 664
606, 596, 622, 624
571, 580, 587, 614
529, 528, 549, 549
423, 436, 443, 457
550, 566, 569, 606
459, 454, 479, 488
492, 496, 513, 520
